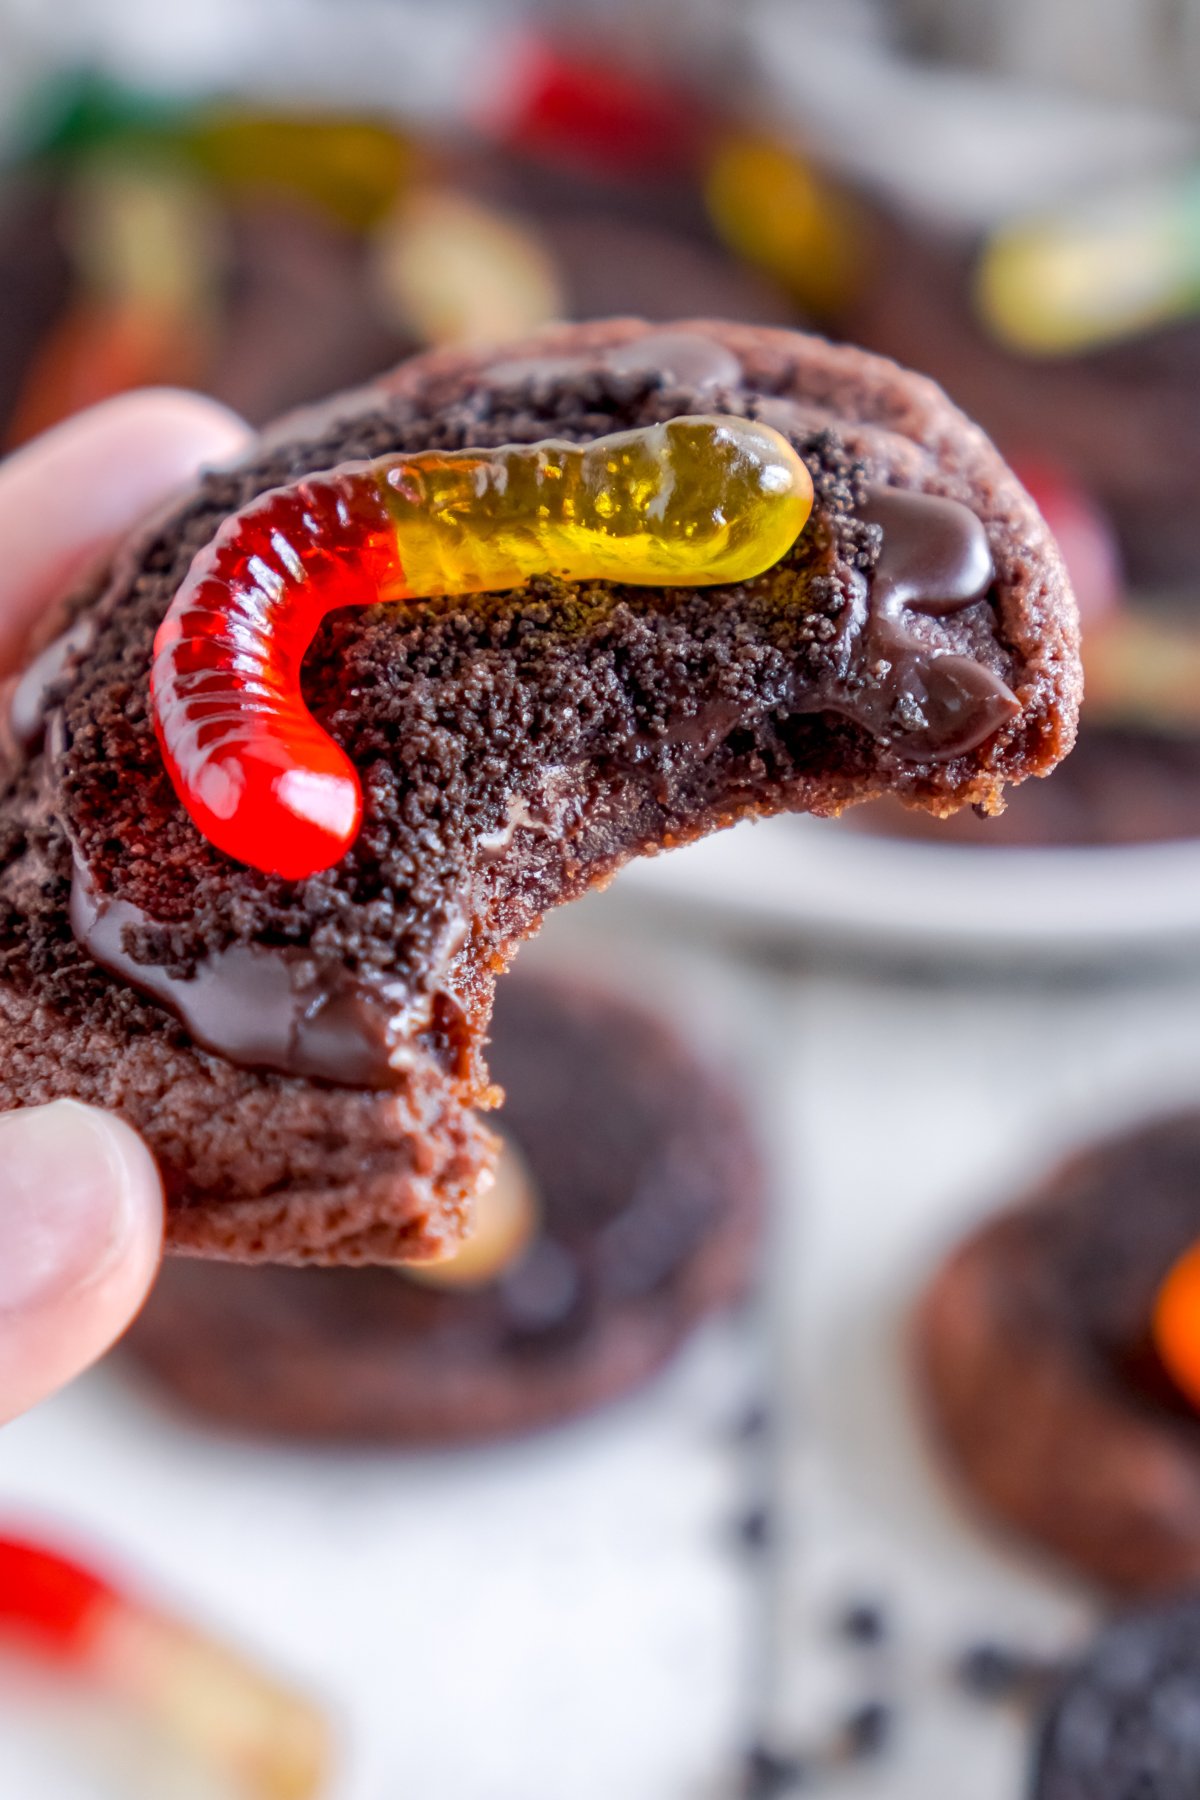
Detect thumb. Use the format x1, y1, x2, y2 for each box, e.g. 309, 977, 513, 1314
0, 1101, 164, 1423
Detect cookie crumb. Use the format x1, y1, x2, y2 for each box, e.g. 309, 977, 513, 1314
955, 1641, 1058, 1704
837, 1699, 893, 1760
834, 1598, 889, 1648
732, 1504, 774, 1554
740, 1742, 810, 1796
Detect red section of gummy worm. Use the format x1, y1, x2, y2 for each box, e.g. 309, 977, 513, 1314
152, 472, 395, 877
0, 1536, 117, 1661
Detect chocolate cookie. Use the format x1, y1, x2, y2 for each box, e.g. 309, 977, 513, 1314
1034, 1593, 1200, 1799
124, 972, 759, 1441
0, 318, 1080, 1263
917, 1113, 1200, 1595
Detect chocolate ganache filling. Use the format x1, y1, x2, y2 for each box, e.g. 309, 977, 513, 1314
44, 331, 1018, 1091
68, 853, 457, 1087
752, 393, 1015, 759
847, 487, 1016, 757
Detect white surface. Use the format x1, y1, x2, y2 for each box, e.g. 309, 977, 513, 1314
6, 903, 1200, 1797
623, 812, 1200, 964
0, 1329, 754, 1800
758, 961, 1200, 1793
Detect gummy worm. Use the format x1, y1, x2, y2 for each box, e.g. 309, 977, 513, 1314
151, 415, 813, 879
0, 1530, 112, 1663
1154, 1238, 1200, 1412
0, 1531, 328, 1798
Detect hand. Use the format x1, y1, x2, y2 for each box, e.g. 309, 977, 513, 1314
0, 391, 251, 1423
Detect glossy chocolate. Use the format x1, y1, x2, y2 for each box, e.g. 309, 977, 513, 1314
865, 488, 995, 616
755, 395, 1019, 759
68, 856, 458, 1087
848, 487, 1020, 759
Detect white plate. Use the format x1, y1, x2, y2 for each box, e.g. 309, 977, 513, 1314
621, 813, 1200, 963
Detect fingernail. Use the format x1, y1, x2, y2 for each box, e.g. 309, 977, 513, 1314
0, 1101, 142, 1312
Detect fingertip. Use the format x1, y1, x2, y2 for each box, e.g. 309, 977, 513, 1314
0, 1101, 165, 1423
57, 388, 253, 481
0, 389, 253, 672
2, 386, 251, 495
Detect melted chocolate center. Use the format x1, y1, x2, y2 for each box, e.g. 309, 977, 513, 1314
753, 393, 1018, 759
69, 855, 464, 1087
842, 487, 1019, 760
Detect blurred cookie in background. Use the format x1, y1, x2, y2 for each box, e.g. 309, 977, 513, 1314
0, 71, 807, 452
916, 1113, 1200, 1595
125, 973, 762, 1442
837, 166, 1200, 593
0, 92, 421, 438
0, 175, 72, 431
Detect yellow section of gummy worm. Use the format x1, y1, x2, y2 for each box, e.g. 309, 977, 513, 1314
374, 415, 814, 599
